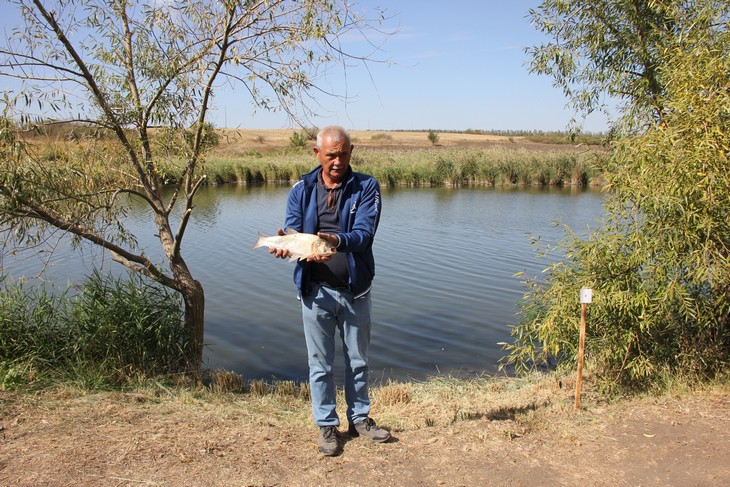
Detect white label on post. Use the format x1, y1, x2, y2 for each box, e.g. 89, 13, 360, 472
580, 288, 593, 304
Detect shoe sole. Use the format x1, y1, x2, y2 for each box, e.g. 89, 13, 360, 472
319, 447, 342, 456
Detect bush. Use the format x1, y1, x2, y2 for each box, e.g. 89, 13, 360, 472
289, 127, 317, 149
502, 27, 730, 391
184, 122, 220, 150
427, 130, 439, 145
155, 122, 220, 157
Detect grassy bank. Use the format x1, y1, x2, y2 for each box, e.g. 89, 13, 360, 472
0, 368, 571, 432
0, 266, 590, 431
4, 366, 726, 436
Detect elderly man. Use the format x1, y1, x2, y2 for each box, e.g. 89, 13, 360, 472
268, 125, 390, 456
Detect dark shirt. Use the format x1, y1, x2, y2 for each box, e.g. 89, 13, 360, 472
309, 177, 349, 287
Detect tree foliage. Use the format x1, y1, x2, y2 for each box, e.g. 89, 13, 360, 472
527, 0, 729, 131
505, 0, 729, 390
0, 0, 390, 373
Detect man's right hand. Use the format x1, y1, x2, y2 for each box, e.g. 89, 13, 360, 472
269, 228, 291, 259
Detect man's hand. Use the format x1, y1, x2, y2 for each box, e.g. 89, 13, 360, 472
307, 232, 339, 262
317, 232, 339, 247
268, 228, 291, 260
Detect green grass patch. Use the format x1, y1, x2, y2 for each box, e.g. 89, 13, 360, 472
0, 271, 187, 390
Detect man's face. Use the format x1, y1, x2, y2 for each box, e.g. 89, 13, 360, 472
314, 136, 353, 185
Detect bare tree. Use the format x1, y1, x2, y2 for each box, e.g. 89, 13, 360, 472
0, 0, 391, 374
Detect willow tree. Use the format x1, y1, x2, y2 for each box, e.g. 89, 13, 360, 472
0, 0, 389, 374
504, 0, 729, 389
526, 0, 705, 131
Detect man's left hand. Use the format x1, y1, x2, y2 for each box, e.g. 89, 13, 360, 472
317, 232, 339, 247
307, 232, 339, 262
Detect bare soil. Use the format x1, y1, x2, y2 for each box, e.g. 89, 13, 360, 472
1, 382, 728, 487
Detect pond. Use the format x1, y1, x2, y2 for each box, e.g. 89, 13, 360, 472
2, 184, 605, 382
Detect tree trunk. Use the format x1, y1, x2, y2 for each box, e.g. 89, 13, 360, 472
180, 277, 205, 378
156, 213, 205, 377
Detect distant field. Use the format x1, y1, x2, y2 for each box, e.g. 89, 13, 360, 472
209, 128, 595, 157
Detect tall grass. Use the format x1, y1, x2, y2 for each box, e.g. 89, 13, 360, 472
0, 271, 186, 389
195, 146, 603, 187
356, 147, 599, 187
23, 131, 605, 187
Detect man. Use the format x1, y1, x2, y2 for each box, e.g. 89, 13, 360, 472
269, 125, 390, 456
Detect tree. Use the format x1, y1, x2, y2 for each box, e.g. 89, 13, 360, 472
526, 0, 722, 131
0, 0, 390, 375
504, 0, 729, 389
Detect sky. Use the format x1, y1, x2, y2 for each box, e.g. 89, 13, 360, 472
0, 1, 612, 133
211, 1, 611, 133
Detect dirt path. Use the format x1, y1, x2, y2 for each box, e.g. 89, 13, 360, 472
1, 385, 728, 487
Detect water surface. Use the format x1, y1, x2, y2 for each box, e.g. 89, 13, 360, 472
2, 184, 605, 381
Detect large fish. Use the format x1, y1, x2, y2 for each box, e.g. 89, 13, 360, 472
253, 229, 337, 262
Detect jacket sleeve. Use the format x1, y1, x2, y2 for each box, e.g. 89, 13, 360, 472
284, 181, 305, 232
338, 176, 381, 252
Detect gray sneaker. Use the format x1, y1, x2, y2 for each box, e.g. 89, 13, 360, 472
348, 417, 391, 442
318, 426, 341, 456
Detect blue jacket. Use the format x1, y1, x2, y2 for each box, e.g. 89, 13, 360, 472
285, 166, 381, 299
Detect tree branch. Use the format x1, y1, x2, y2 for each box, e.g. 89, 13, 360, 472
31, 0, 156, 200
1, 182, 175, 288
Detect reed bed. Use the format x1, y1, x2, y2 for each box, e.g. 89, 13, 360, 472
194, 146, 603, 187
0, 271, 187, 389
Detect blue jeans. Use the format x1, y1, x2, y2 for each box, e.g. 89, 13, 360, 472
301, 283, 372, 426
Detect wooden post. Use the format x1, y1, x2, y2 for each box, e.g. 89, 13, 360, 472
576, 288, 592, 410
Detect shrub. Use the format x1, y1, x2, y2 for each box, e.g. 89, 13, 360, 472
427, 130, 439, 145
289, 130, 308, 149
502, 29, 730, 391
289, 127, 317, 149
370, 133, 393, 142
185, 122, 220, 150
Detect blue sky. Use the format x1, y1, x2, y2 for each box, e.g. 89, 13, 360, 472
212, 1, 611, 133
0, 1, 611, 133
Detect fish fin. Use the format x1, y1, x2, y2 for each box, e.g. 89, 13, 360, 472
284, 228, 299, 235
252, 232, 270, 249
252, 234, 263, 249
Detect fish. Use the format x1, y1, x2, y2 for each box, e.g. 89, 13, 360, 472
253, 229, 337, 262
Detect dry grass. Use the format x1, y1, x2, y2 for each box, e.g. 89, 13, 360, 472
0, 370, 572, 435
208, 128, 528, 157
185, 370, 574, 434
